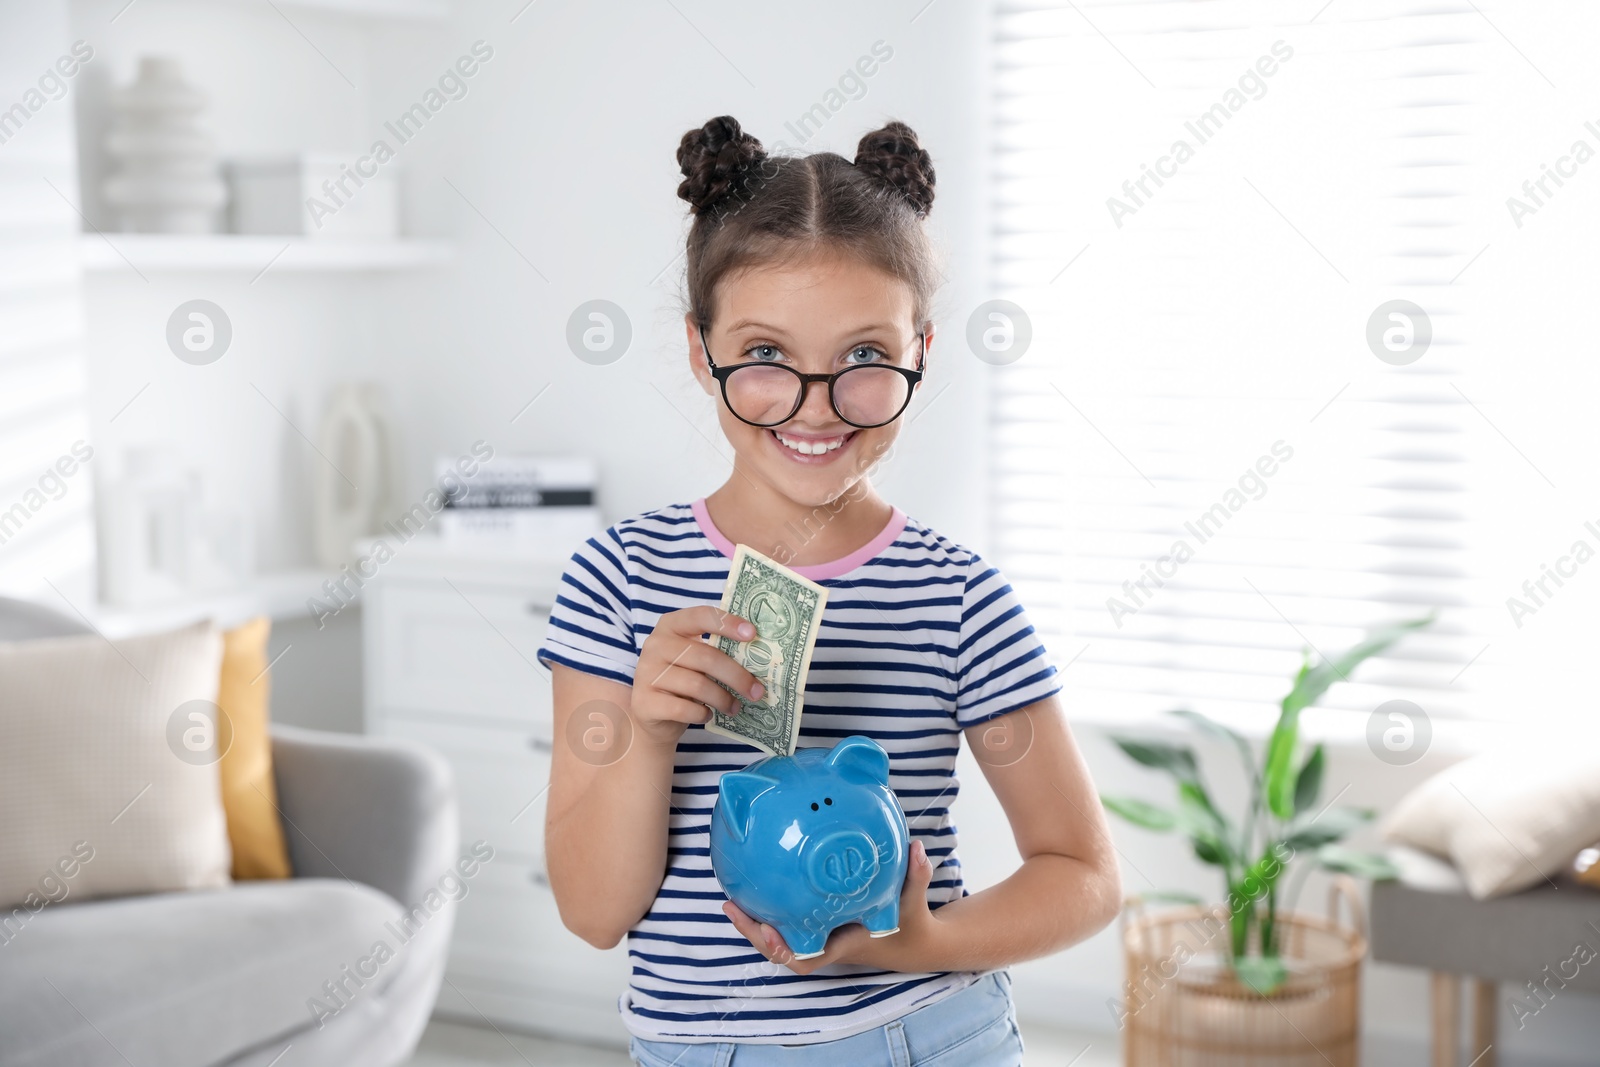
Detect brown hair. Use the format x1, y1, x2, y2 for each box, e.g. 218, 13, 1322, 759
675, 115, 940, 333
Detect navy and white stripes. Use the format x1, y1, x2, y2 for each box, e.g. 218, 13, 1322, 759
537, 500, 1059, 1045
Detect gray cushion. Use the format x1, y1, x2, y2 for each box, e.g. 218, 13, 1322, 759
272, 725, 458, 915
0, 878, 405, 1067
1371, 845, 1600, 991
0, 596, 90, 642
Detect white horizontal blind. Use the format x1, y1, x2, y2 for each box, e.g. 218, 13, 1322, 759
990, 0, 1502, 728
0, 5, 95, 597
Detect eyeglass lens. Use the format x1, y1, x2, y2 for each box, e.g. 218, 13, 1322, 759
723, 364, 912, 428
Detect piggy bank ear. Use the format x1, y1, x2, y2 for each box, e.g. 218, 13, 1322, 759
718, 769, 779, 843
824, 735, 890, 786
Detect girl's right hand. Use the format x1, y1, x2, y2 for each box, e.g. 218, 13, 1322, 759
632, 606, 765, 747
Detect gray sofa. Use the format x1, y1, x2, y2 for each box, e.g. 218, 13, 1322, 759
0, 597, 458, 1067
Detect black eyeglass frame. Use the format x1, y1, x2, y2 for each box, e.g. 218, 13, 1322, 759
697, 325, 927, 430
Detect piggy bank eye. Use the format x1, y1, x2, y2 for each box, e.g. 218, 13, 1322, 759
810, 802, 819, 811
824, 797, 833, 805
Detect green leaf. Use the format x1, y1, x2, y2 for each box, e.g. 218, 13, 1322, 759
1184, 780, 1228, 838
1265, 615, 1433, 819
1262, 711, 1303, 822
1176, 781, 1227, 833
1136, 890, 1205, 905
1283, 615, 1435, 719
1101, 795, 1177, 832
1108, 736, 1200, 785
1282, 807, 1373, 852
1193, 836, 1229, 867
1317, 845, 1400, 881
1169, 708, 1261, 867
1282, 825, 1349, 851
1232, 846, 1290, 910
1168, 708, 1256, 779
1175, 781, 1236, 869
1234, 955, 1289, 996
1293, 744, 1325, 817
1281, 658, 1315, 718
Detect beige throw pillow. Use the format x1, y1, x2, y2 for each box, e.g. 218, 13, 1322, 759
0, 621, 231, 910
1382, 744, 1600, 899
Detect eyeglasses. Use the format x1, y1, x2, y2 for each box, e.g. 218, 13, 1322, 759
698, 325, 926, 430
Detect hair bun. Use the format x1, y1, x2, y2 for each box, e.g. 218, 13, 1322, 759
677, 115, 767, 217
853, 121, 935, 219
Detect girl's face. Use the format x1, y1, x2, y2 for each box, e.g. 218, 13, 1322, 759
687, 250, 931, 510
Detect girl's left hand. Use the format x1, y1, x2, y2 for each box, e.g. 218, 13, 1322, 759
722, 838, 945, 976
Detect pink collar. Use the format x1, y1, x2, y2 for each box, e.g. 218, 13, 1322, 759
690, 497, 906, 581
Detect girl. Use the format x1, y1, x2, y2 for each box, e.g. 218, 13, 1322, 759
538, 116, 1120, 1066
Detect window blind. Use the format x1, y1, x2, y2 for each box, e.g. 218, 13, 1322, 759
0, 5, 95, 598
989, 0, 1502, 729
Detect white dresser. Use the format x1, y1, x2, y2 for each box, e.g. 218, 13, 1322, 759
361, 538, 629, 1043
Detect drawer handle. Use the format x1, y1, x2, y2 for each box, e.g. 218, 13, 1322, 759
529, 737, 553, 753
530, 869, 549, 887
526, 602, 549, 614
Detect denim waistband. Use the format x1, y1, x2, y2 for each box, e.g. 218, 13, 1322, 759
628, 969, 1022, 1067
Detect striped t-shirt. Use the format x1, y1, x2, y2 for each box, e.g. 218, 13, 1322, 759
536, 499, 1061, 1045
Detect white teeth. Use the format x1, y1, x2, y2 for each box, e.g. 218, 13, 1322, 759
774, 431, 847, 456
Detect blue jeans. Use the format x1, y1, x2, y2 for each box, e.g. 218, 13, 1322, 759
628, 970, 1023, 1067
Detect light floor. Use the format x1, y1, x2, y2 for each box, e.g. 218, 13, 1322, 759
405, 1018, 1119, 1066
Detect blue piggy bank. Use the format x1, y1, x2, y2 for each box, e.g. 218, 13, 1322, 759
710, 735, 909, 960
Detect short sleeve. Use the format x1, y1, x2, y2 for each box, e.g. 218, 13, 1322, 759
536, 529, 639, 687
954, 553, 1061, 727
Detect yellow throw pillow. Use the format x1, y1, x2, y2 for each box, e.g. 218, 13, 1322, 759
217, 617, 293, 880
1576, 846, 1600, 890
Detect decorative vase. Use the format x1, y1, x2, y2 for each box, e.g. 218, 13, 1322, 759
103, 57, 227, 233
310, 383, 397, 568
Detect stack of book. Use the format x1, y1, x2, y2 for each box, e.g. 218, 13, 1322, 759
436, 455, 601, 549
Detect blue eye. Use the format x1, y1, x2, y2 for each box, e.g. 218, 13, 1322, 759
743, 344, 783, 362
844, 345, 888, 365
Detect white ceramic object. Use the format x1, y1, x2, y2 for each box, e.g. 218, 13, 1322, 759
98, 445, 253, 606
311, 384, 397, 567
103, 57, 227, 233
99, 445, 195, 606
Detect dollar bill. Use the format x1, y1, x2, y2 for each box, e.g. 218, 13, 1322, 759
703, 544, 828, 757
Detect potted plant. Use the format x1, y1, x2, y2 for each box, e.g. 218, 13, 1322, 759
1101, 617, 1430, 1064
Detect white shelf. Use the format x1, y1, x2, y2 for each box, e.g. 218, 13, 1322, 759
221, 0, 450, 19
79, 235, 454, 274
79, 569, 341, 640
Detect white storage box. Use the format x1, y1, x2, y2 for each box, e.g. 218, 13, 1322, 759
228, 153, 399, 239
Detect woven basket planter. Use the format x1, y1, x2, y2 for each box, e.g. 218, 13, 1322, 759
1119, 879, 1366, 1066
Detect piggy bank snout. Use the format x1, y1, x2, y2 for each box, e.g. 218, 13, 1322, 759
805, 830, 880, 897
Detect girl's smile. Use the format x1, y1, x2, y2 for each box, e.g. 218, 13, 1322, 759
768, 427, 857, 463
